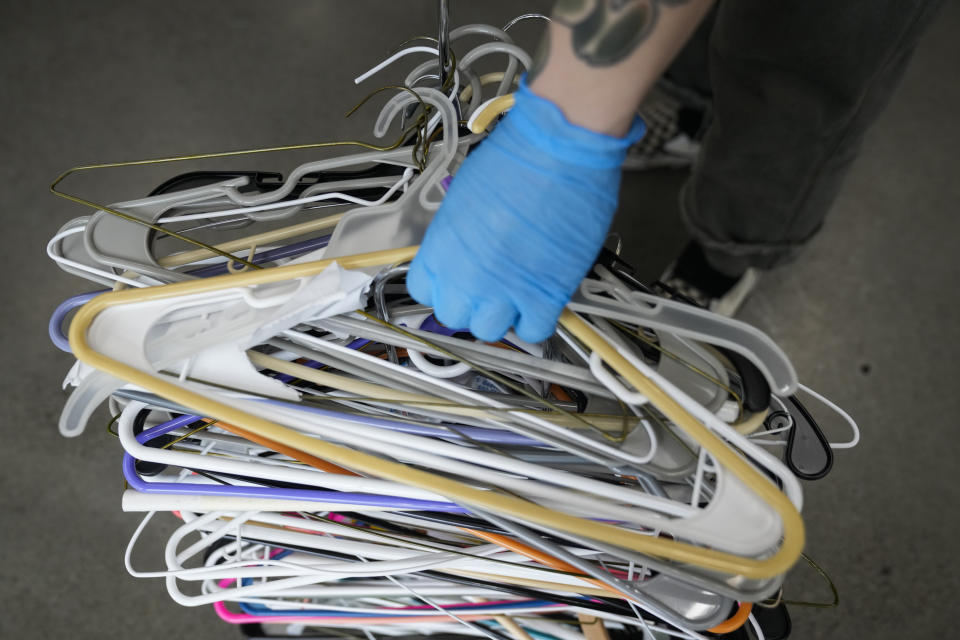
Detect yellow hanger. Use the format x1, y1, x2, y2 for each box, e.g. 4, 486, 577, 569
68, 245, 802, 579
469, 94, 516, 133
464, 90, 805, 575
458, 72, 520, 103
558, 310, 804, 578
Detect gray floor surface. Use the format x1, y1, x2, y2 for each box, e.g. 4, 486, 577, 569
1, 1, 957, 638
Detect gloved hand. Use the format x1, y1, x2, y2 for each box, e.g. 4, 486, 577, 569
407, 78, 645, 344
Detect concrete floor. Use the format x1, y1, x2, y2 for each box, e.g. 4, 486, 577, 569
1, 1, 957, 638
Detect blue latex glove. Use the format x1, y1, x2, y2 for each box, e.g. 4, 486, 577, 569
407, 79, 645, 344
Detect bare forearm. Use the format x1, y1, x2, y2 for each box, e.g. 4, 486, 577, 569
530, 0, 715, 136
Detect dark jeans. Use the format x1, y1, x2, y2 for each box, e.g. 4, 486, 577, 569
672, 0, 944, 276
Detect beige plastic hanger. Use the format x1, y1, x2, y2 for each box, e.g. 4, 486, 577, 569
68, 245, 803, 579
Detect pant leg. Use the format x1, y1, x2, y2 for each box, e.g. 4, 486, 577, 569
681, 0, 945, 276
664, 4, 716, 99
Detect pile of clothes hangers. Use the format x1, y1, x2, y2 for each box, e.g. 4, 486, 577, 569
46, 11, 860, 640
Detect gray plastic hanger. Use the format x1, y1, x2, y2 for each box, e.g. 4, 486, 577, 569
572, 276, 798, 396
83, 176, 251, 283
73, 149, 423, 284
374, 23, 524, 123
324, 88, 462, 260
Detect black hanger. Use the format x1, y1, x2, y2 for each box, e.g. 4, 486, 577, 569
783, 395, 833, 480
752, 602, 792, 640
718, 347, 771, 413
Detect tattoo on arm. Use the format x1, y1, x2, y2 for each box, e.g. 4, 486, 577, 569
553, 0, 690, 66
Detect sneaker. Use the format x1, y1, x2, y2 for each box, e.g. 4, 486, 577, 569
623, 79, 710, 171
656, 242, 760, 317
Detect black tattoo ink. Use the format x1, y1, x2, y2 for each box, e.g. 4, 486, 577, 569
553, 0, 690, 66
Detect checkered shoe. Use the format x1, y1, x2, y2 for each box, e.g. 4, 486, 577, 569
656, 242, 760, 317
624, 79, 710, 171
